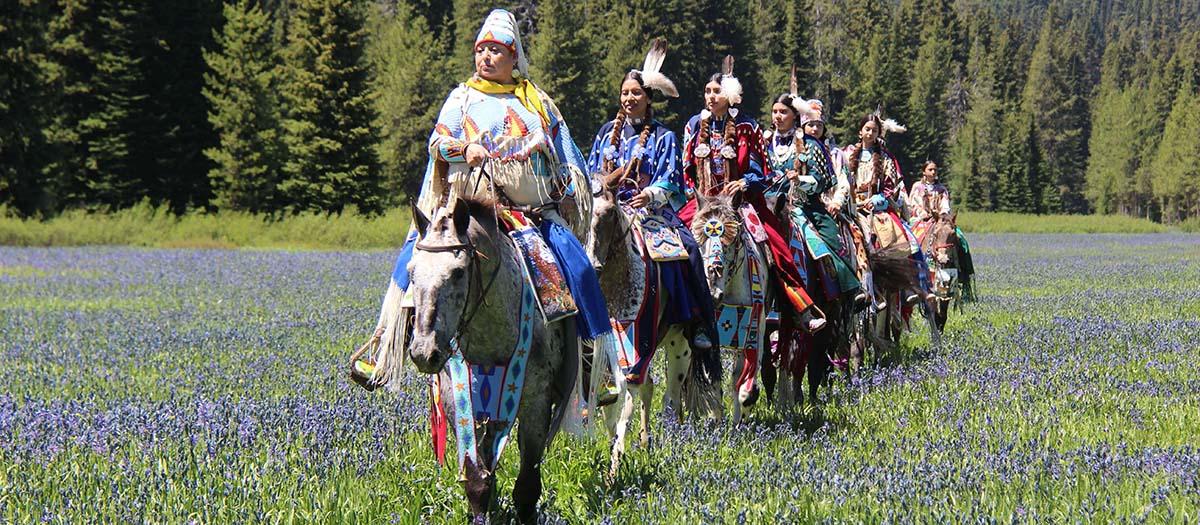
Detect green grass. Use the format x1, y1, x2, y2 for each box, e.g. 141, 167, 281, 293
957, 211, 1170, 234
0, 203, 411, 250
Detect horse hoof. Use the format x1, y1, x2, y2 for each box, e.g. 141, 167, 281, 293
741, 385, 760, 407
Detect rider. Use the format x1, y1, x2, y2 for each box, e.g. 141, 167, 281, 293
845, 113, 933, 307
680, 56, 825, 333
357, 9, 612, 388
584, 38, 719, 359
908, 160, 951, 224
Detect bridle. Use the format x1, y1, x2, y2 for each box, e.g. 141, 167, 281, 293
414, 216, 504, 351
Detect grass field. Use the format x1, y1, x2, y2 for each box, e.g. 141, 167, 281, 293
2, 234, 1200, 522
0, 205, 1183, 250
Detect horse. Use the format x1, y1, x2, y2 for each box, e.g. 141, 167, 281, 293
690, 194, 774, 425
764, 210, 856, 418
406, 197, 577, 524
587, 183, 722, 477
916, 212, 961, 332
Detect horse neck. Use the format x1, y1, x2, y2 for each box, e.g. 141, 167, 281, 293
460, 221, 523, 364
722, 228, 757, 305
597, 205, 645, 313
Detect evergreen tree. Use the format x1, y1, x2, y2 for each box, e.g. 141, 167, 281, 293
1084, 27, 1141, 215
751, 0, 813, 117
42, 0, 148, 210
369, 0, 449, 201
527, 0, 598, 136
946, 28, 1001, 211
202, 0, 282, 214
0, 1, 55, 216
278, 0, 383, 214
904, 0, 956, 182
1150, 81, 1200, 222
133, 0, 221, 212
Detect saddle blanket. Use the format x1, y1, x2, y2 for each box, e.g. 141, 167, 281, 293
501, 209, 578, 323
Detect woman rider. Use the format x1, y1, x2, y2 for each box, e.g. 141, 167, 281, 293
585, 38, 719, 366
357, 9, 612, 389
681, 56, 825, 333
763, 93, 861, 396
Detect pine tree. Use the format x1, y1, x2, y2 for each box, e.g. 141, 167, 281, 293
42, 0, 148, 210
369, 0, 449, 201
1150, 81, 1200, 222
278, 0, 383, 214
202, 0, 282, 214
1084, 26, 1140, 215
946, 28, 1001, 211
0, 1, 55, 216
133, 0, 221, 212
904, 0, 957, 180
751, 0, 813, 117
527, 0, 597, 135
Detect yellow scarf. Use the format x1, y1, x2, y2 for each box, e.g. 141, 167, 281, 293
465, 76, 551, 130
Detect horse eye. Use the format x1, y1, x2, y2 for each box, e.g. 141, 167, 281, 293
451, 268, 464, 280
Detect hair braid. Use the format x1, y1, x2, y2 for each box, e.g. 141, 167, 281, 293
603, 109, 628, 174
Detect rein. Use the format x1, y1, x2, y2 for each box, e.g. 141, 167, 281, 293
414, 214, 505, 350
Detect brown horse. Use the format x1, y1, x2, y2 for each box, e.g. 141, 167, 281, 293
916, 213, 960, 332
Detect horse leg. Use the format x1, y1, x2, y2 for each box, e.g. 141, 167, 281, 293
730, 353, 744, 425
513, 404, 551, 524
661, 325, 688, 417
606, 384, 636, 479
462, 459, 496, 523
639, 375, 653, 449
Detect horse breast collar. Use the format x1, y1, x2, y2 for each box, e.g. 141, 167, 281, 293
438, 271, 538, 477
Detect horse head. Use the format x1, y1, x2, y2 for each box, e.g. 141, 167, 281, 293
691, 194, 741, 304
586, 183, 629, 272
929, 214, 958, 266
407, 197, 495, 374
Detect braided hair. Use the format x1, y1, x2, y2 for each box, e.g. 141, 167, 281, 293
604, 71, 656, 178
848, 113, 889, 193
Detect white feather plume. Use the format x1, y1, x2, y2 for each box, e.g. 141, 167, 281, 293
631, 38, 678, 97
720, 55, 742, 105
881, 118, 907, 135
720, 76, 743, 105
790, 96, 813, 115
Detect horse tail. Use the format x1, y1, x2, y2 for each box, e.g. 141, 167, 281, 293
682, 346, 723, 416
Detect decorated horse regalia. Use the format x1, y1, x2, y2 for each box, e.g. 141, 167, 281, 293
680, 57, 821, 327
356, 11, 608, 390
585, 39, 719, 386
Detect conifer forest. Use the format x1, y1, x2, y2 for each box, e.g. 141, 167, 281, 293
2, 0, 1199, 223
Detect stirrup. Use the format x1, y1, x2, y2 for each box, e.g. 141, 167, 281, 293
595, 383, 621, 407
347, 333, 382, 392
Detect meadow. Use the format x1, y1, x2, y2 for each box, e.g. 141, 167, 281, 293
2, 234, 1199, 523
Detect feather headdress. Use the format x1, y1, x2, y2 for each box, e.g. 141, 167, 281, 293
720, 55, 743, 105
871, 106, 907, 137
632, 38, 678, 97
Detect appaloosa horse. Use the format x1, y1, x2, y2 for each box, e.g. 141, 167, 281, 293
587, 184, 722, 477
691, 194, 774, 424
405, 197, 577, 524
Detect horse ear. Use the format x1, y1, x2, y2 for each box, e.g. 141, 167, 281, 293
694, 191, 708, 211
413, 202, 431, 238
451, 198, 471, 235
951, 211, 958, 225
730, 189, 744, 209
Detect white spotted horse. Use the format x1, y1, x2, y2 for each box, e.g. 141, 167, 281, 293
587, 179, 723, 477
406, 197, 579, 523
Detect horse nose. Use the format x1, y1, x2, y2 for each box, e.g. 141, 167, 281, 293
408, 335, 444, 374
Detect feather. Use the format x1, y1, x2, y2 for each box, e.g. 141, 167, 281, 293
791, 97, 814, 115
789, 65, 798, 96
722, 54, 735, 76
641, 71, 678, 98
642, 37, 667, 75
881, 118, 907, 135
720, 76, 743, 105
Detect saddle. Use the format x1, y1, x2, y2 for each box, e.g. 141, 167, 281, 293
498, 208, 579, 323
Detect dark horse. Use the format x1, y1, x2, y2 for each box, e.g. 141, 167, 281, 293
916, 213, 961, 332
